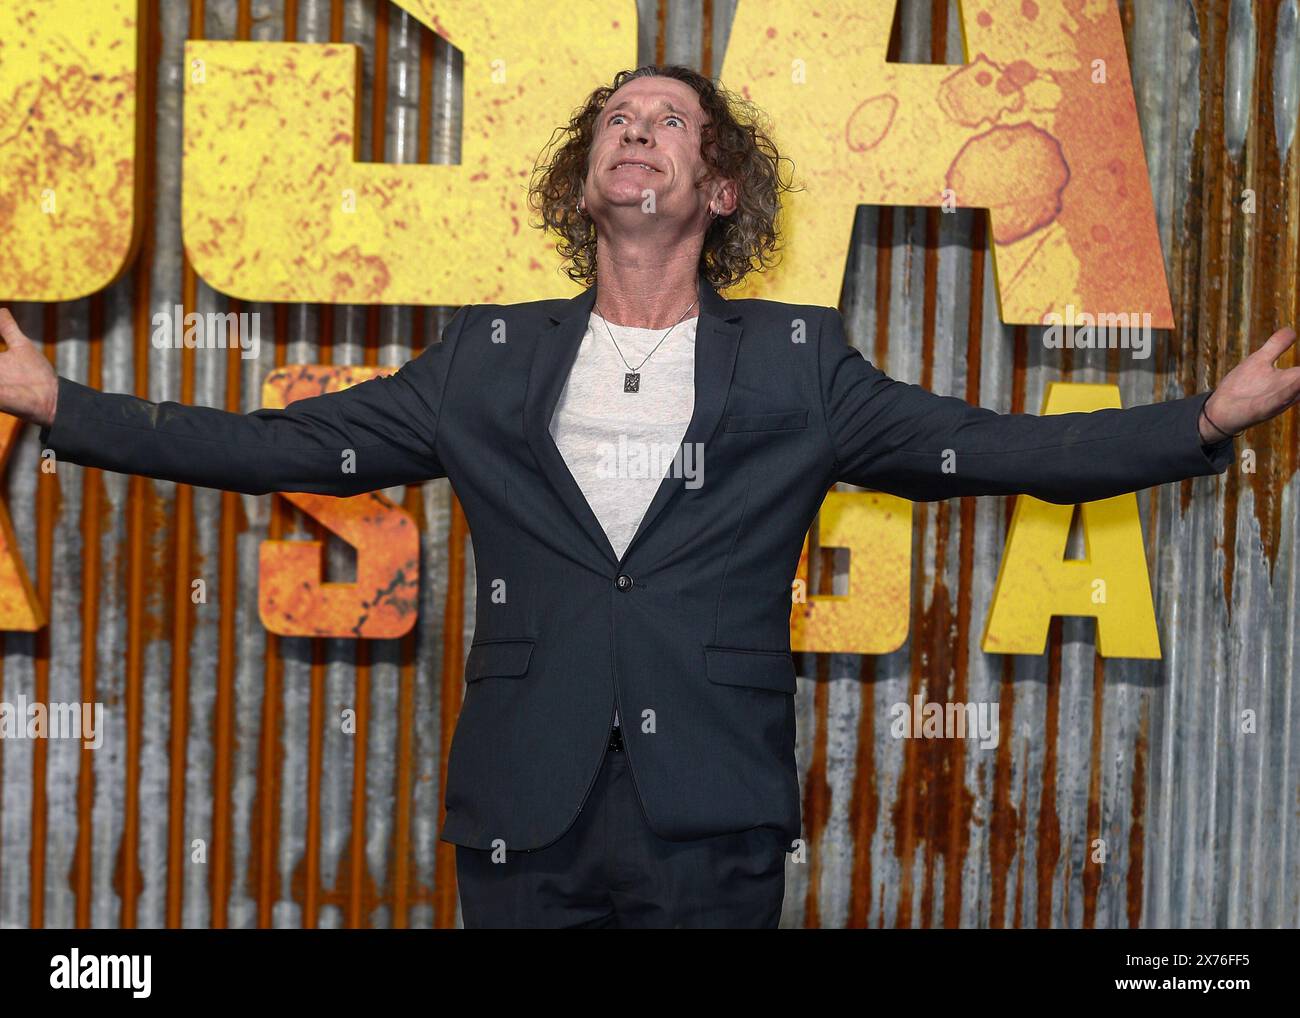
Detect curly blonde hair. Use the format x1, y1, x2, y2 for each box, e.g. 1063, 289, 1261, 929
527, 65, 799, 292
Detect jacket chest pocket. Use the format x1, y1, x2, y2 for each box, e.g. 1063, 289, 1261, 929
464, 638, 535, 682
703, 646, 797, 694
722, 409, 808, 433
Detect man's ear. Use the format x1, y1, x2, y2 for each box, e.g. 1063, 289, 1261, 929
713, 179, 739, 216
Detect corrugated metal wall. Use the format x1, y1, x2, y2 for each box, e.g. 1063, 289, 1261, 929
1, 0, 1296, 929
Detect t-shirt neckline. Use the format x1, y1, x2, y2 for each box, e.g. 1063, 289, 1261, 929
590, 312, 699, 334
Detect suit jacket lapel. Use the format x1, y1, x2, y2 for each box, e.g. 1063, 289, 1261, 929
523, 271, 743, 570
523, 279, 619, 568
621, 275, 741, 559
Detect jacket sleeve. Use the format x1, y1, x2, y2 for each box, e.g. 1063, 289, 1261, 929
38, 304, 472, 497
817, 306, 1234, 504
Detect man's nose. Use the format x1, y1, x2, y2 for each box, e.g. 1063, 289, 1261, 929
621, 118, 652, 143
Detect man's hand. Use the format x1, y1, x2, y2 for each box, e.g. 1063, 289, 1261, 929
0, 307, 59, 429
1199, 326, 1300, 444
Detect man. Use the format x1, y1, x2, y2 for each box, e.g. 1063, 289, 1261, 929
1, 64, 1298, 929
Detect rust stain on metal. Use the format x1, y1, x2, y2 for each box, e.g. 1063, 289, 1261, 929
800, 540, 838, 928
252, 302, 292, 924
28, 304, 59, 927
800, 658, 831, 928
1127, 697, 1149, 929
1034, 616, 1063, 927
1081, 653, 1104, 927
846, 655, 878, 927
434, 498, 468, 928
947, 200, 992, 928
1241, 1, 1291, 572
72, 293, 107, 928
390, 482, 427, 927
917, 574, 976, 928
1180, 3, 1241, 602
988, 653, 1019, 928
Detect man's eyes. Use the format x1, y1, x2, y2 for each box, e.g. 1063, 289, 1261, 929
607, 114, 685, 128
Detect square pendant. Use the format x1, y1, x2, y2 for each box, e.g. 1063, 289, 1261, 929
623, 372, 640, 393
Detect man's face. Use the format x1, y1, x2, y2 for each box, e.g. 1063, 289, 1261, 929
583, 76, 718, 228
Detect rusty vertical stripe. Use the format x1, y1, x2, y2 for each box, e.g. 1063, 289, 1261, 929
656, 0, 667, 65
161, 0, 205, 932
846, 653, 877, 927
72, 293, 107, 928
434, 501, 468, 928
958, 203, 992, 929
110, 0, 162, 930
1237, 1, 1286, 563
988, 315, 1031, 928
701, 0, 713, 74
1191, 4, 1239, 580
167, 191, 200, 929
299, 0, 349, 930
28, 304, 58, 927
943, 200, 989, 931
1282, 2, 1300, 477
1082, 653, 1105, 927
392, 477, 420, 928
252, 0, 299, 928
387, 6, 441, 931
799, 548, 835, 928
341, 0, 391, 931
205, 0, 257, 934
211, 337, 243, 931
1127, 699, 1150, 928
255, 321, 289, 930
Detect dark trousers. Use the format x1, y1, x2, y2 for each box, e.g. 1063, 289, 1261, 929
454, 739, 788, 928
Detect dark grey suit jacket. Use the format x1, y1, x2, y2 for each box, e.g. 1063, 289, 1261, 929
39, 273, 1234, 851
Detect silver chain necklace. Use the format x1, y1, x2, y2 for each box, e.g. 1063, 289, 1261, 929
594, 296, 699, 393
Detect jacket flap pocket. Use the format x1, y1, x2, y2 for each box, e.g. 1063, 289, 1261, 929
465, 639, 535, 682
723, 409, 809, 433
704, 646, 797, 694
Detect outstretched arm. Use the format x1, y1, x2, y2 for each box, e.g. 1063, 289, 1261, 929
817, 308, 1298, 504
0, 305, 471, 497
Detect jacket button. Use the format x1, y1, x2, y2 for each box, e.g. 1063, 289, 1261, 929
615, 574, 634, 591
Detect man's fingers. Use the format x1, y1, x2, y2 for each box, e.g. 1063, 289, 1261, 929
0, 307, 27, 347
1261, 325, 1298, 366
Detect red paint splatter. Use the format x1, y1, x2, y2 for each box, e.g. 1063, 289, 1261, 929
999, 60, 1037, 95
845, 94, 899, 153
946, 123, 1069, 243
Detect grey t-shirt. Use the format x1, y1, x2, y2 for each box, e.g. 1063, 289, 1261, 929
548, 311, 698, 727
